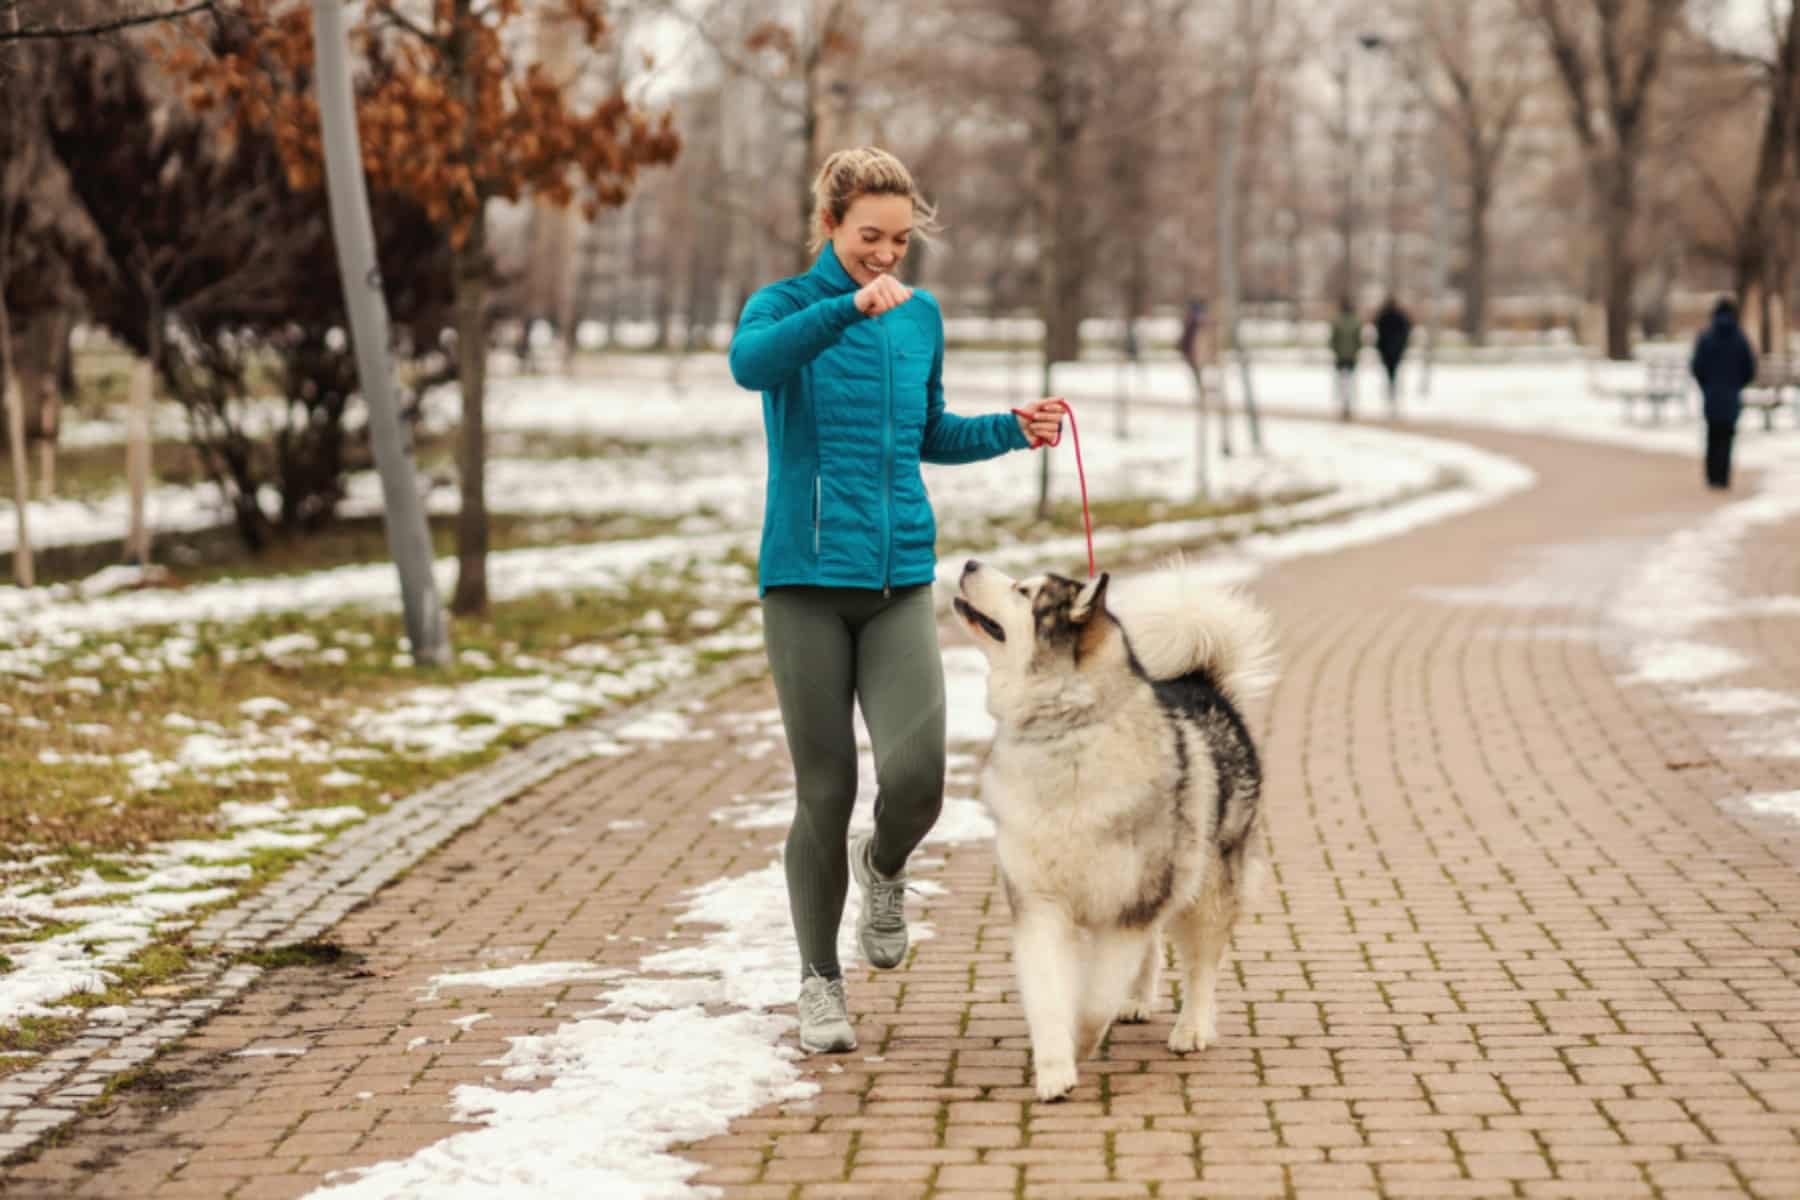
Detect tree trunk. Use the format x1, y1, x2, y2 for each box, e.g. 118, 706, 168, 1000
1034, 48, 1084, 520
1464, 166, 1490, 346
55, 317, 75, 402
1600, 157, 1635, 360
1, 304, 31, 587
1336, 49, 1356, 305
798, 88, 819, 273
125, 353, 152, 566
1217, 46, 1260, 454
22, 309, 65, 498
1732, 5, 1799, 340
450, 220, 490, 615
1190, 360, 1209, 501
0, 0, 31, 584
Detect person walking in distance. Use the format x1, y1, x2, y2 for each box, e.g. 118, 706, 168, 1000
1689, 296, 1757, 490
1374, 296, 1412, 414
729, 146, 1066, 1055
1329, 299, 1364, 421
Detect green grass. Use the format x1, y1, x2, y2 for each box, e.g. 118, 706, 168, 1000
0, 1014, 84, 1060
1, 566, 756, 851
0, 553, 762, 1080
941, 486, 1331, 558
166, 509, 701, 588
235, 940, 357, 971
0, 439, 203, 505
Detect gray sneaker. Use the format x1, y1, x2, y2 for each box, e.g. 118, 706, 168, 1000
849, 832, 909, 969
797, 971, 856, 1054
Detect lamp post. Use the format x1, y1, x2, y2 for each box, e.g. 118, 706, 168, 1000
1357, 31, 1448, 402
312, 0, 449, 666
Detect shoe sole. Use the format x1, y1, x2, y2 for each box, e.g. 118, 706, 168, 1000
799, 1031, 858, 1054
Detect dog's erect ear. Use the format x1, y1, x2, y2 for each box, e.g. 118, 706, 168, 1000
1070, 572, 1110, 625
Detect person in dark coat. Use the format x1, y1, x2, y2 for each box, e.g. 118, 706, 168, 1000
1689, 296, 1758, 490
1373, 297, 1412, 412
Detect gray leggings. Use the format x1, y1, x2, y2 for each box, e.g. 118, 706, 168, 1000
761, 584, 946, 980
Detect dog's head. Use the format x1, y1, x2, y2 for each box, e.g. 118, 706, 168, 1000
954, 560, 1122, 710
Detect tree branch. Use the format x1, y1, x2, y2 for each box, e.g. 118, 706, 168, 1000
371, 1, 443, 53
0, 0, 216, 43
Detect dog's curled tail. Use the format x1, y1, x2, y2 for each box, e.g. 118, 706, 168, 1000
1110, 558, 1278, 704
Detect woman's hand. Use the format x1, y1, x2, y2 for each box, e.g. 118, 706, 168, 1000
1015, 397, 1066, 448
855, 274, 913, 316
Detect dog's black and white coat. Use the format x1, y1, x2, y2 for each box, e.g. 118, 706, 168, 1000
954, 558, 1274, 1101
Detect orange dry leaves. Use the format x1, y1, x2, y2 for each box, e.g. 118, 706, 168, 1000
161, 0, 679, 248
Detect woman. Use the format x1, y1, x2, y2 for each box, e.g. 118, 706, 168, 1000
729, 146, 1065, 1054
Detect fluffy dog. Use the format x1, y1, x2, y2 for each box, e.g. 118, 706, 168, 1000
953, 558, 1274, 1101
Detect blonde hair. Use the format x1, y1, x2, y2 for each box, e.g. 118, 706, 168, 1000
807, 146, 940, 254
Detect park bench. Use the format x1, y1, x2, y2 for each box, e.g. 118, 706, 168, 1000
1589, 354, 1691, 424
1743, 355, 1799, 430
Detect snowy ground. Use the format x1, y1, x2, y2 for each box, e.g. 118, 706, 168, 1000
307, 437, 1800, 1196
14, 346, 1795, 556
0, 363, 1535, 1044
5, 351, 1797, 1192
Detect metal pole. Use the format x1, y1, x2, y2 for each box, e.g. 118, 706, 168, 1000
1423, 136, 1447, 402
311, 0, 449, 666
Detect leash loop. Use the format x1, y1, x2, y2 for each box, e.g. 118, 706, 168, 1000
1012, 399, 1095, 579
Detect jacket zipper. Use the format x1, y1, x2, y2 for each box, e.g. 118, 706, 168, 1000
812, 473, 821, 556
878, 318, 893, 596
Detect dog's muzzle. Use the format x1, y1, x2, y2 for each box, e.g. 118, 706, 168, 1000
953, 596, 1005, 643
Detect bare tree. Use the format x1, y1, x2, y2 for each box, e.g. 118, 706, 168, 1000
1213, 0, 1281, 455
1397, 2, 1533, 346
1, 0, 37, 583
670, 0, 863, 272
948, 0, 1113, 517
1726, 0, 1800, 346
1521, 0, 1686, 359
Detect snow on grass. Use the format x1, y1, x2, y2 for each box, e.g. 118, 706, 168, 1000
3, 367, 1534, 657
349, 650, 697, 759
943, 351, 1800, 469
0, 798, 365, 1028
0, 530, 747, 647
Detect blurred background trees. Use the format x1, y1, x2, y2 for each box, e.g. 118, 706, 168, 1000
2, 0, 1797, 583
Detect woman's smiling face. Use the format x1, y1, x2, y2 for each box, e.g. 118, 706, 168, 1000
825, 193, 914, 288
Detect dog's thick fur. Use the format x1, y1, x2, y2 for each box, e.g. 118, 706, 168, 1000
953, 557, 1274, 1101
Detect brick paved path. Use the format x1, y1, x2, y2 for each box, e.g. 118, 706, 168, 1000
6, 423, 1800, 1199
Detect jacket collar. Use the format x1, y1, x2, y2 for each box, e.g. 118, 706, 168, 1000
810, 244, 858, 295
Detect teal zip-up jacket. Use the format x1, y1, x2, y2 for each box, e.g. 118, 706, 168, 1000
730, 247, 1029, 596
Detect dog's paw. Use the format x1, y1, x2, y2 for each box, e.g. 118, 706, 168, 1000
1116, 1000, 1153, 1024
1033, 1058, 1078, 1102
1167, 1022, 1211, 1054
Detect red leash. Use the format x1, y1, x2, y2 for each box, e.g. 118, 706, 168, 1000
1012, 399, 1095, 579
